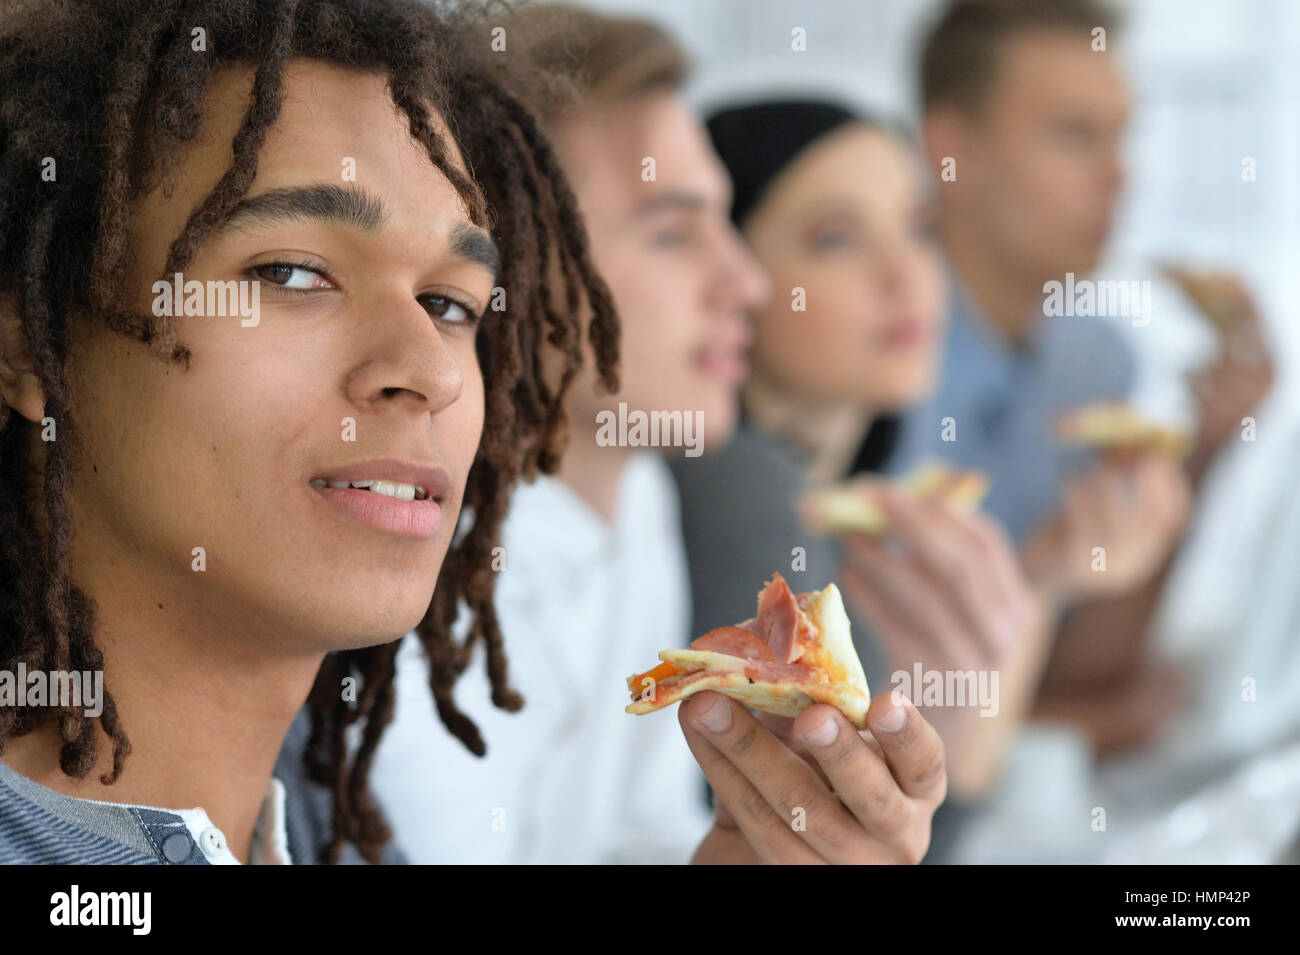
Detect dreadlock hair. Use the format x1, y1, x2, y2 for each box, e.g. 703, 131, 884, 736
0, 0, 619, 863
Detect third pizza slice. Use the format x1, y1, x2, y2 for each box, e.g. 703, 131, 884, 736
798, 460, 989, 538
1056, 402, 1193, 459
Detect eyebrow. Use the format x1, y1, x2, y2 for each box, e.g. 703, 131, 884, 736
448, 222, 500, 278
221, 183, 500, 277
803, 200, 863, 219
631, 190, 711, 219
224, 184, 387, 232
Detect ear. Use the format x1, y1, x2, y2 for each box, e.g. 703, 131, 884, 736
0, 295, 46, 424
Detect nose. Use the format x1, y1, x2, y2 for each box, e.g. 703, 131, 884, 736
709, 223, 772, 314
343, 292, 466, 416
875, 236, 916, 296
874, 233, 938, 317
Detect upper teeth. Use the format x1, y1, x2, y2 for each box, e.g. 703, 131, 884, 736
311, 478, 427, 501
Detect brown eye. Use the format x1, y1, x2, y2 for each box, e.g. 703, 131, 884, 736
652, 227, 692, 250
421, 294, 476, 324
810, 228, 854, 253
252, 264, 330, 289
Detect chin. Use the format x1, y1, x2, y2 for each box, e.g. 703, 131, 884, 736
322, 610, 428, 651
1055, 243, 1104, 277
299, 580, 437, 651
698, 423, 735, 456
665, 383, 735, 453
699, 394, 739, 453
868, 367, 935, 411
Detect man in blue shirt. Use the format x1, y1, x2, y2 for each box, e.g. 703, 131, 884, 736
884, 0, 1223, 755
890, 271, 1137, 544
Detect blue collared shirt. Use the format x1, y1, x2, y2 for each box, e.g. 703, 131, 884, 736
888, 270, 1136, 542
0, 710, 405, 865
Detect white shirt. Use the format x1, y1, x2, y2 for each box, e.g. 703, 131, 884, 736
371, 452, 714, 863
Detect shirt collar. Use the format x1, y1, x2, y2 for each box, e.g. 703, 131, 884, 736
0, 758, 293, 865
943, 267, 1048, 411
503, 452, 672, 577
172, 776, 292, 865
504, 471, 610, 575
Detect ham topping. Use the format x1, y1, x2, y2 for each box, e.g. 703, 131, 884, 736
753, 572, 802, 663
742, 659, 826, 685
690, 626, 774, 660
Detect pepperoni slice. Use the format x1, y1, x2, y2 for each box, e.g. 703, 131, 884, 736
691, 626, 775, 661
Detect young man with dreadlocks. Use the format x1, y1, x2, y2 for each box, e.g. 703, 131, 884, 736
369, 5, 950, 865
0, 0, 620, 864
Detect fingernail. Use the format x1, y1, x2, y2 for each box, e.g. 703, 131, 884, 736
875, 694, 909, 733
696, 696, 732, 733
803, 715, 839, 747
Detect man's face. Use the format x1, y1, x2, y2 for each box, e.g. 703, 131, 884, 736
941, 29, 1131, 280
553, 91, 770, 452
63, 61, 495, 653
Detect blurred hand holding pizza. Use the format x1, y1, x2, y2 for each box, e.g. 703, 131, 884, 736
1021, 405, 1193, 605
1163, 265, 1275, 470
804, 463, 1052, 797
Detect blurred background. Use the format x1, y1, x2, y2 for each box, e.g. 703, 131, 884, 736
574, 0, 1298, 642
565, 0, 1300, 862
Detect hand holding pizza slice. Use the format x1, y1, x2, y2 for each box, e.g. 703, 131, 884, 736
626, 573, 947, 864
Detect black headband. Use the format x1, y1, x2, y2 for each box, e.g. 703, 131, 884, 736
705, 100, 860, 227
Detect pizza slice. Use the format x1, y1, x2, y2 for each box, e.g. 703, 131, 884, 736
1056, 402, 1192, 459
798, 460, 990, 537
625, 573, 871, 728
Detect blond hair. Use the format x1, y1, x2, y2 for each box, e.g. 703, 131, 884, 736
487, 3, 689, 123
